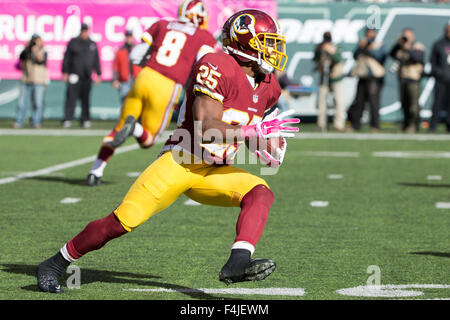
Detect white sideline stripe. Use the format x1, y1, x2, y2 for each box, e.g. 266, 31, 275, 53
0, 144, 140, 185
296, 151, 360, 158
295, 133, 450, 141
0, 171, 65, 177
373, 151, 450, 159
0, 129, 110, 136
327, 174, 343, 179
435, 202, 450, 209
2, 129, 450, 141
124, 287, 306, 296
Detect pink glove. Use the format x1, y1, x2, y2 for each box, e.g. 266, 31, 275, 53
241, 109, 300, 139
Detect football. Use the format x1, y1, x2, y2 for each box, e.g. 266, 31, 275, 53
265, 137, 283, 157
246, 137, 283, 157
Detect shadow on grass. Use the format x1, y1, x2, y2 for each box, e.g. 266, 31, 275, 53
398, 182, 450, 188
1, 263, 235, 300
410, 251, 450, 258
29, 176, 114, 186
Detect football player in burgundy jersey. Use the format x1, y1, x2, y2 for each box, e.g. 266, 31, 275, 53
86, 0, 216, 186
37, 9, 300, 293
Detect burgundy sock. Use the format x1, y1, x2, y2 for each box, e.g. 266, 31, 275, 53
66, 212, 127, 259
235, 185, 274, 247
136, 130, 153, 148
97, 145, 115, 162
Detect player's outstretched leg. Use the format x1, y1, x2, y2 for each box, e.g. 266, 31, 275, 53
110, 115, 136, 148
86, 144, 115, 186
86, 118, 153, 186
219, 185, 276, 285
36, 212, 127, 293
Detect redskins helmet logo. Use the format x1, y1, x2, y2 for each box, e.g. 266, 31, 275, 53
231, 14, 256, 39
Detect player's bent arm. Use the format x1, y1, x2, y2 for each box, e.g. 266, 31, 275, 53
193, 94, 301, 143
193, 93, 242, 143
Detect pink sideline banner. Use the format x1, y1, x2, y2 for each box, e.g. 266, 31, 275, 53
0, 0, 277, 80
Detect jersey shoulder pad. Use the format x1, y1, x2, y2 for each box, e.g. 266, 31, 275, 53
197, 52, 235, 74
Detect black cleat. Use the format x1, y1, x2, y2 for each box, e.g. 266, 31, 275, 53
86, 173, 101, 186
36, 252, 70, 293
219, 249, 276, 285
111, 115, 136, 148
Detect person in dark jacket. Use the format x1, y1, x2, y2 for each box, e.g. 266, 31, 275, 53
349, 27, 387, 132
390, 28, 426, 133
429, 24, 450, 133
314, 31, 346, 132
61, 23, 101, 128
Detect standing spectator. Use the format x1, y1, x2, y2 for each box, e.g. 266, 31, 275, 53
349, 27, 386, 132
61, 23, 101, 128
390, 28, 426, 133
429, 24, 450, 133
13, 34, 48, 129
112, 30, 136, 103
313, 31, 346, 132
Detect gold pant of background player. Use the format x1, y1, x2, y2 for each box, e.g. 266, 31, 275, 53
114, 151, 269, 231
105, 66, 183, 145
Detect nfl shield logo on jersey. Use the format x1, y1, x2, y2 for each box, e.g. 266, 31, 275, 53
253, 94, 259, 103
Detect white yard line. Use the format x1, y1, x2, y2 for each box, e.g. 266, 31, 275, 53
126, 172, 141, 178
0, 144, 140, 185
295, 133, 450, 141
427, 175, 442, 181
337, 284, 450, 298
60, 197, 82, 204
296, 151, 360, 158
0, 129, 110, 136
372, 151, 450, 159
435, 202, 450, 209
310, 201, 329, 207
2, 129, 450, 141
124, 287, 306, 297
0, 131, 171, 185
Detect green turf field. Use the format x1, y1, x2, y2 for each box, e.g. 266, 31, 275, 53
0, 124, 449, 300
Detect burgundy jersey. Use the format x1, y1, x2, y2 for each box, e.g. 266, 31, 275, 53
142, 19, 216, 85
163, 51, 281, 164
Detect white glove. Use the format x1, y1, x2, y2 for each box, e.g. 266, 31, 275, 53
255, 137, 287, 168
